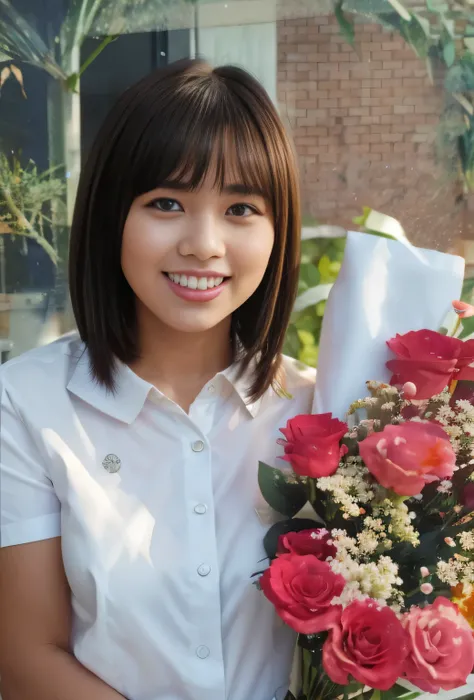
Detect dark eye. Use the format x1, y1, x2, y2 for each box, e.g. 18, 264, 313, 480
227, 203, 256, 218
148, 198, 183, 212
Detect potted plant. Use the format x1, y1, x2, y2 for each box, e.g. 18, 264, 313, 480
0, 151, 66, 357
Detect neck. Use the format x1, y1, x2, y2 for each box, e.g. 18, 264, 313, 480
129, 306, 234, 410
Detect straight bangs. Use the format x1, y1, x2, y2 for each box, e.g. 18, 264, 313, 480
70, 60, 301, 401
129, 77, 277, 222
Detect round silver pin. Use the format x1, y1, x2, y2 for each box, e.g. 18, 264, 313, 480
102, 454, 121, 473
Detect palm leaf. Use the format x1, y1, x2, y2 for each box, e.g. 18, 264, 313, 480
60, 0, 108, 69
0, 0, 65, 79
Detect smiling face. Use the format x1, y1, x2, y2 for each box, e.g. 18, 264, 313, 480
70, 61, 301, 398
121, 174, 275, 337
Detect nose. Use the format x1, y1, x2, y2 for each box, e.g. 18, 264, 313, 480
178, 214, 226, 261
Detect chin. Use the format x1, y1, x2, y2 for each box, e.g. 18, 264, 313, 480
159, 311, 230, 335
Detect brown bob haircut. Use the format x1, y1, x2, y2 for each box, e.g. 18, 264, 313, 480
69, 59, 301, 402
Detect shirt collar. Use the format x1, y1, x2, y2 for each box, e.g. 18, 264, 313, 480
220, 361, 263, 418
67, 345, 261, 424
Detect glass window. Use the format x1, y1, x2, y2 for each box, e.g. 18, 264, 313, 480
0, 0, 472, 367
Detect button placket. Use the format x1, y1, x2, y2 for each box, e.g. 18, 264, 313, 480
185, 429, 223, 674
197, 563, 211, 577
196, 645, 210, 659
191, 439, 205, 453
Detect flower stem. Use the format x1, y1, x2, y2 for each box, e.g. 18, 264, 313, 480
307, 479, 321, 516
452, 315, 462, 338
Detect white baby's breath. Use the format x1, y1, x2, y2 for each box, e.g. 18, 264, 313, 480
316, 459, 374, 517
373, 498, 420, 546
437, 480, 453, 494
437, 558, 474, 586
459, 531, 474, 552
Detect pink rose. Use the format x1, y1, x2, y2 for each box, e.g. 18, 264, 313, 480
386, 329, 474, 399
260, 553, 344, 634
278, 413, 348, 478
277, 528, 337, 560
323, 599, 408, 691
359, 421, 455, 497
402, 597, 474, 693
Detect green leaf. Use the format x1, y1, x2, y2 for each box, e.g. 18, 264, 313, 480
427, 0, 449, 13
60, 0, 106, 64
299, 262, 320, 288
462, 276, 474, 303
380, 684, 421, 699
263, 518, 320, 560
283, 324, 301, 359
402, 14, 431, 58
299, 345, 319, 367
443, 39, 456, 67
0, 0, 65, 79
297, 329, 315, 347
335, 0, 355, 45
293, 283, 333, 313
460, 315, 474, 339
353, 206, 372, 227
258, 462, 308, 517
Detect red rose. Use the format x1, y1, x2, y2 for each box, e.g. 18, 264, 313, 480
386, 329, 474, 399
278, 528, 337, 560
278, 413, 348, 478
323, 599, 408, 691
359, 420, 455, 497
260, 553, 344, 634
402, 597, 474, 693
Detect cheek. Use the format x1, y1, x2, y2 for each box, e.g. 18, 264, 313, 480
233, 223, 274, 281
121, 212, 166, 281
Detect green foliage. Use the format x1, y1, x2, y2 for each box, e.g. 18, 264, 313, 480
285, 209, 410, 368
335, 0, 474, 195
459, 275, 474, 339
258, 461, 308, 518
0, 153, 65, 264
283, 236, 346, 367
334, 0, 355, 45
0, 0, 138, 88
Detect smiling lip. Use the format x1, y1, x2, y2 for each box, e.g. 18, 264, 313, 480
164, 272, 229, 302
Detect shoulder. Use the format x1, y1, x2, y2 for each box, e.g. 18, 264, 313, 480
280, 354, 316, 394
274, 354, 316, 413
0, 332, 82, 407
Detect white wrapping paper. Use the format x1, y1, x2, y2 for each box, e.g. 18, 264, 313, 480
312, 231, 465, 418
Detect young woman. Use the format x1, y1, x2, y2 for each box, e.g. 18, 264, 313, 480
0, 60, 315, 700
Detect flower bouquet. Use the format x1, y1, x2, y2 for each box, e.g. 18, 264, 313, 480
256, 304, 474, 700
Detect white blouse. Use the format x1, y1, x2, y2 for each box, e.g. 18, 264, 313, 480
0, 333, 316, 700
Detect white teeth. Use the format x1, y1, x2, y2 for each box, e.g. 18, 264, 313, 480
167, 273, 225, 290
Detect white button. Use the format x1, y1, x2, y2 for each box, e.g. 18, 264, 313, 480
194, 503, 207, 515
197, 563, 211, 577
207, 384, 215, 393
196, 645, 210, 659
192, 440, 204, 452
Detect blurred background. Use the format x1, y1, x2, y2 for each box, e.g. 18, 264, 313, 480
1, 0, 474, 368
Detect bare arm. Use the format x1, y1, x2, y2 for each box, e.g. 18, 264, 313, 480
0, 539, 127, 700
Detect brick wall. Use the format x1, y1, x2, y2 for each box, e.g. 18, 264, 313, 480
277, 11, 469, 251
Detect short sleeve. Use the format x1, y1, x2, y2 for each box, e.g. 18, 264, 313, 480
0, 381, 61, 548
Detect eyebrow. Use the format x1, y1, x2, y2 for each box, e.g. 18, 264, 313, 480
158, 179, 266, 198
